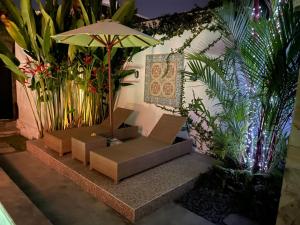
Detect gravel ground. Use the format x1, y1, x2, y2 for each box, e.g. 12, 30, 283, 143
177, 166, 282, 225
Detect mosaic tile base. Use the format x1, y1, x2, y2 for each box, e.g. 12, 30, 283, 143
27, 139, 215, 222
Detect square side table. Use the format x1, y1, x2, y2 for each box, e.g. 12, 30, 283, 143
72, 134, 107, 165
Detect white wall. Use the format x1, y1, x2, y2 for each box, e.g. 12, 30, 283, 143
15, 29, 223, 139
116, 29, 222, 136
15, 44, 40, 139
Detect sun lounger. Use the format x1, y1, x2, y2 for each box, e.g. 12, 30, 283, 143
44, 108, 138, 156
89, 114, 193, 183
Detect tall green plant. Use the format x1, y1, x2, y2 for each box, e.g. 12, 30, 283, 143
0, 0, 139, 136
185, 0, 300, 173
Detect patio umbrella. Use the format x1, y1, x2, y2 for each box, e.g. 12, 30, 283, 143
51, 19, 160, 136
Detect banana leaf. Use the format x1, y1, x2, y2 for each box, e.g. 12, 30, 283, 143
20, 0, 36, 38
78, 0, 90, 25
1, 0, 23, 27
0, 54, 27, 84
112, 0, 135, 24
2, 19, 28, 49
43, 20, 52, 59
37, 0, 56, 36
56, 0, 72, 31
0, 41, 19, 64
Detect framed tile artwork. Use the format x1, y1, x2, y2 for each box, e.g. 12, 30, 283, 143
144, 53, 184, 107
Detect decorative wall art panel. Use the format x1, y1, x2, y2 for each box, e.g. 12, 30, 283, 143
144, 53, 184, 107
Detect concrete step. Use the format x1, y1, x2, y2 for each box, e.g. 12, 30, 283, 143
0, 168, 53, 225
223, 214, 258, 225
0, 119, 16, 127
0, 143, 10, 148
0, 152, 129, 225
0, 128, 19, 137
4, 121, 17, 129
0, 120, 19, 137
0, 151, 216, 225
27, 139, 216, 222
0, 146, 16, 154
0, 122, 7, 128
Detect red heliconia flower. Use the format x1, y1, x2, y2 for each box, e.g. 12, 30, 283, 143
102, 81, 109, 92
91, 67, 98, 77
88, 81, 97, 93
90, 86, 97, 93
20, 63, 35, 77
55, 66, 61, 72
19, 60, 52, 78
83, 55, 93, 65
35, 64, 43, 73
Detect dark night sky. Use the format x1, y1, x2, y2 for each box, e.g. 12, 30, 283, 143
135, 0, 209, 18
12, 0, 209, 19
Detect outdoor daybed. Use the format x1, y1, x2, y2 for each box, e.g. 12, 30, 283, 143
89, 114, 193, 183
44, 108, 138, 156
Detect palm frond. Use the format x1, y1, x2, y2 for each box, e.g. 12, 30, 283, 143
184, 0, 300, 173
186, 53, 229, 103
216, 0, 252, 48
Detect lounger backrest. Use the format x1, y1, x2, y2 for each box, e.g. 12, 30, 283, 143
148, 114, 187, 145
100, 108, 133, 130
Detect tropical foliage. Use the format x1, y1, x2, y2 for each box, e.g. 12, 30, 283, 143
0, 0, 138, 136
185, 0, 300, 173
137, 0, 221, 53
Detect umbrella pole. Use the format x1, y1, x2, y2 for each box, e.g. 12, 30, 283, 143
107, 45, 113, 137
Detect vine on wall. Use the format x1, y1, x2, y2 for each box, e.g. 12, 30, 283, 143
146, 1, 222, 152
135, 0, 221, 53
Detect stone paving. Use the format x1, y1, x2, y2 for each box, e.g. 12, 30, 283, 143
0, 142, 16, 154
0, 168, 52, 225
0, 123, 258, 225
0, 124, 215, 225
27, 139, 215, 222
0, 121, 216, 224
223, 214, 258, 225
0, 151, 215, 225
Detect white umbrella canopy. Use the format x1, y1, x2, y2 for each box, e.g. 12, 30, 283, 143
51, 19, 160, 137
52, 19, 159, 48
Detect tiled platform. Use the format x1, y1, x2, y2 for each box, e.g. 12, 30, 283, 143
27, 139, 216, 222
